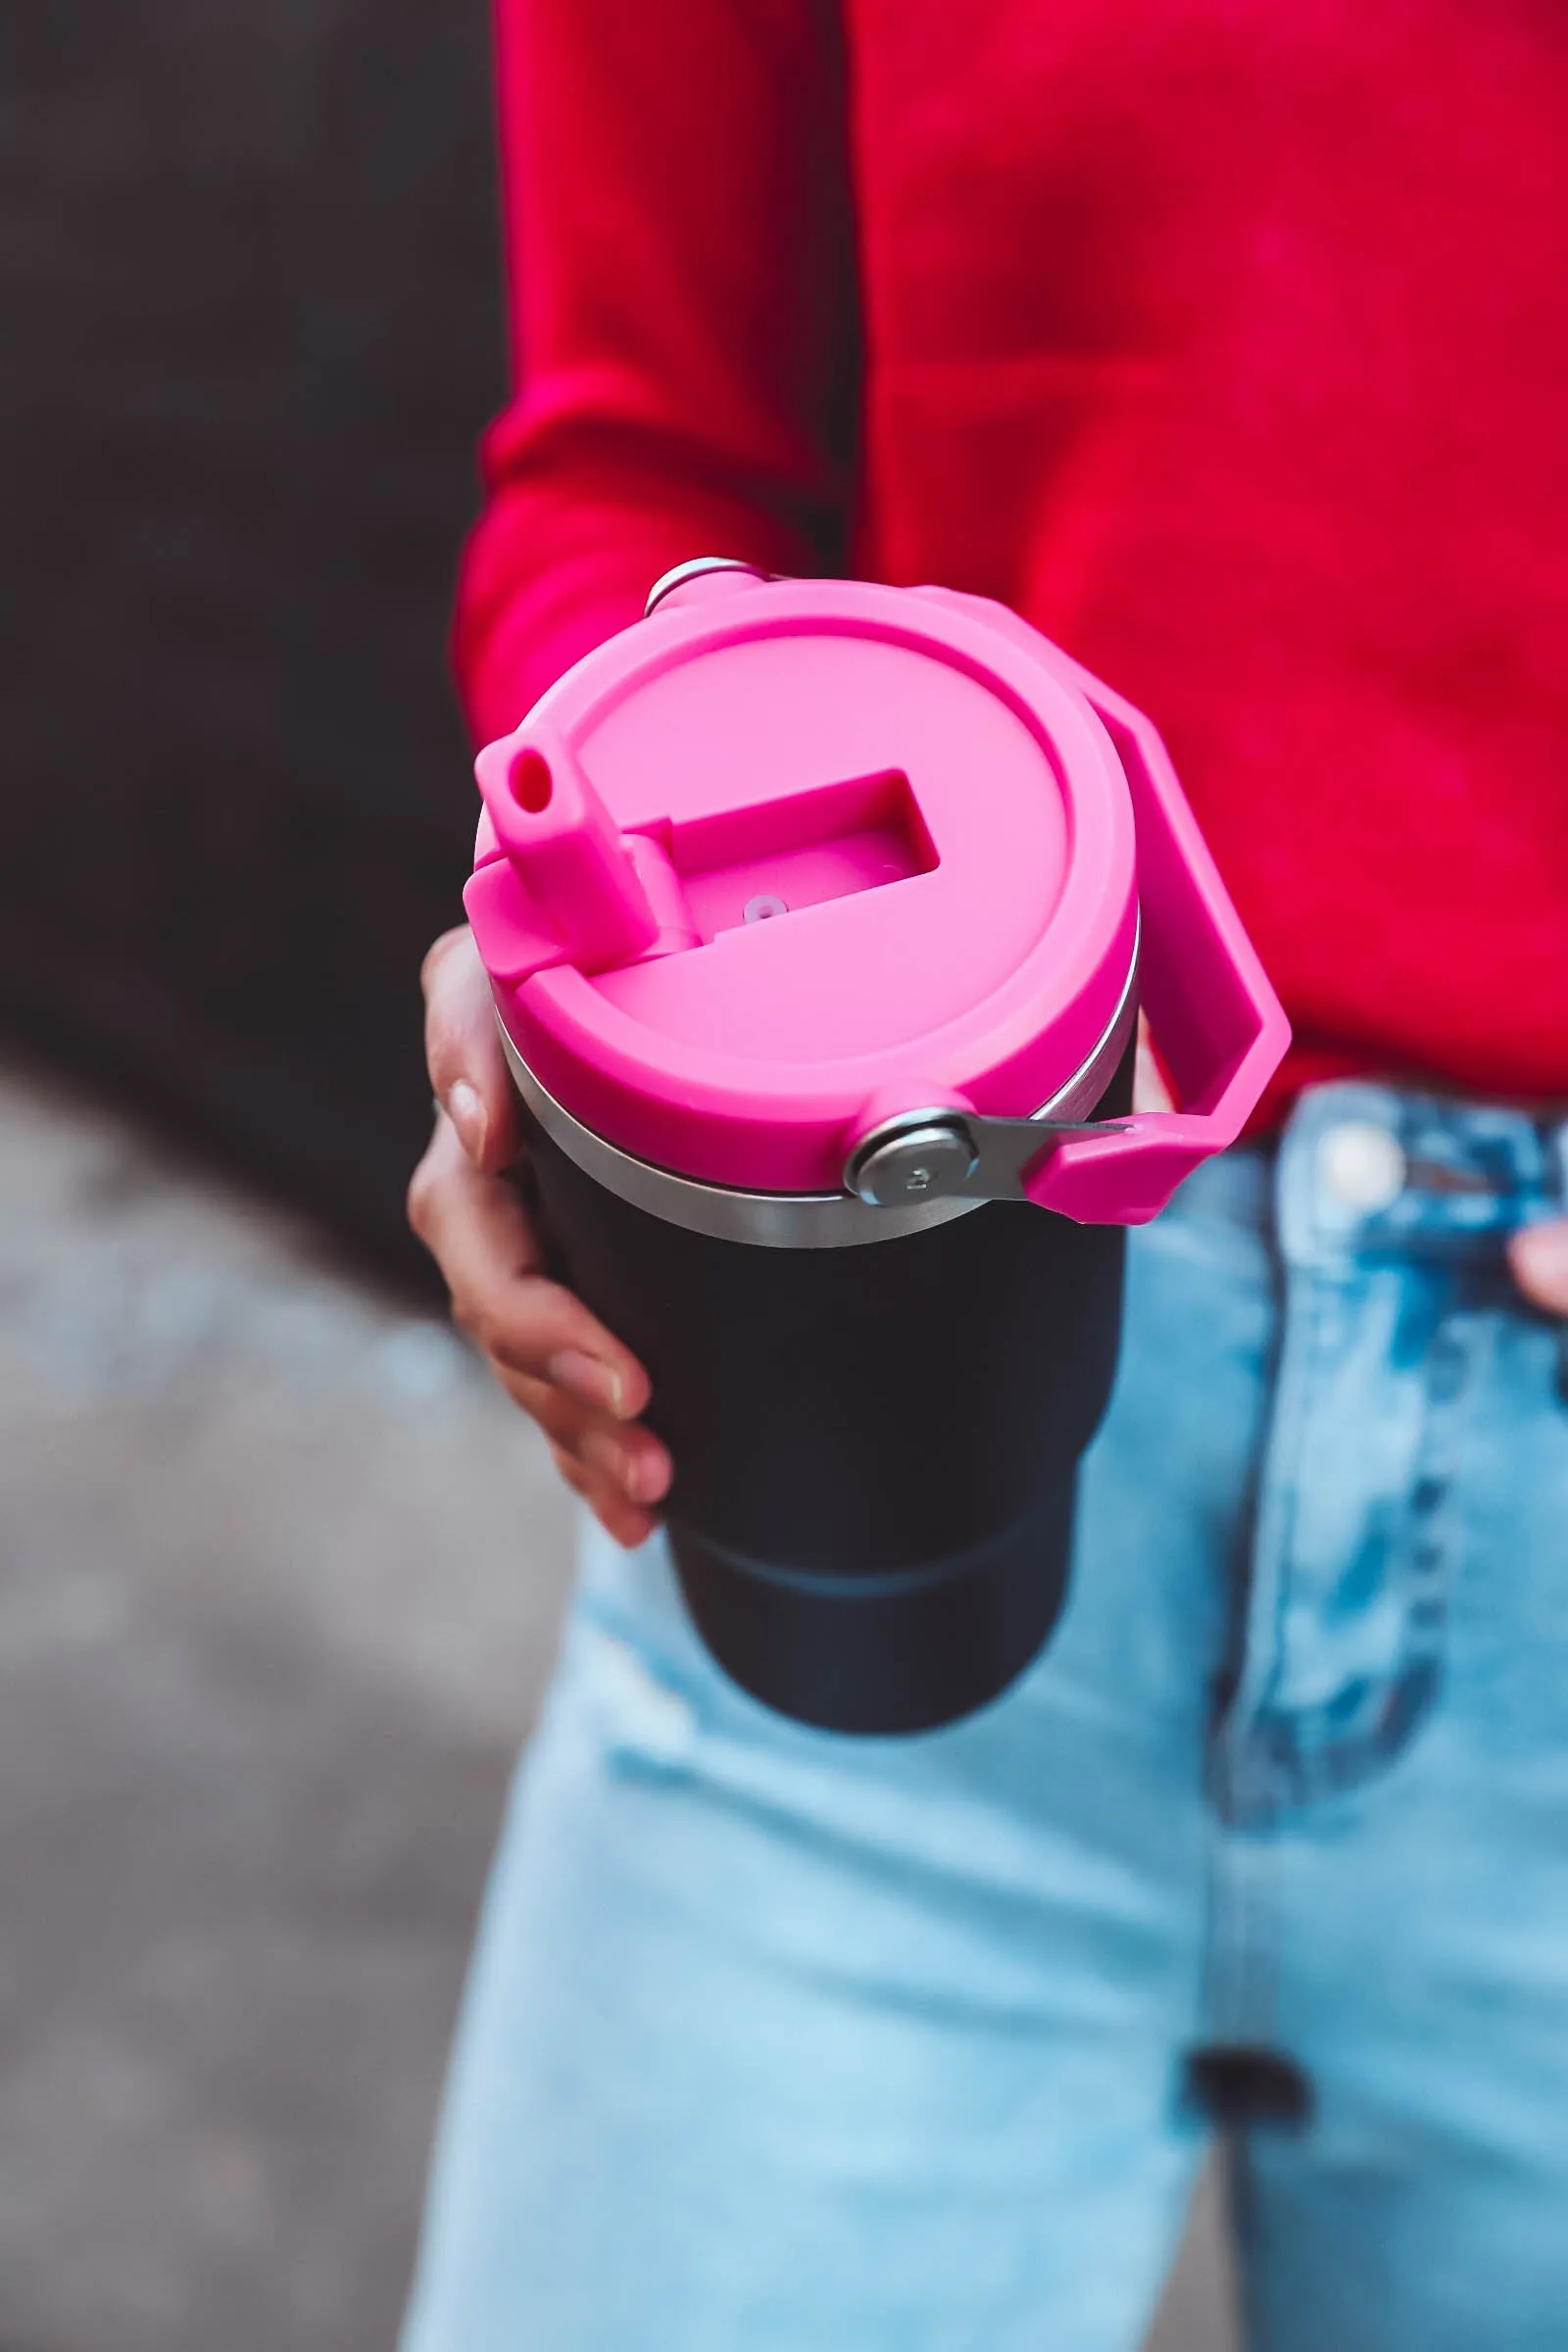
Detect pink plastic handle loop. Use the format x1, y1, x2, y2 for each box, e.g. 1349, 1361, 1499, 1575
469, 720, 661, 976
1024, 669, 1290, 1224
905, 587, 1289, 1222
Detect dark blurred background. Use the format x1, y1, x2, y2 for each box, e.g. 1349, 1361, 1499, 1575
2, 0, 502, 1279
0, 7, 1232, 2345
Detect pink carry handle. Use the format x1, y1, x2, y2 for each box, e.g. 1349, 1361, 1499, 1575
906, 589, 1289, 1224
1024, 663, 1289, 1224
903, 589, 1289, 1222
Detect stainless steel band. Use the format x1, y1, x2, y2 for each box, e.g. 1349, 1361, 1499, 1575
497, 934, 1139, 1250
643, 557, 772, 615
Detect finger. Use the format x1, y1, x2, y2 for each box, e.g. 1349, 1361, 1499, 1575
500, 1370, 672, 1507
422, 925, 518, 1174
1507, 1219, 1568, 1316
408, 1104, 540, 1270
550, 1443, 660, 1550
408, 1114, 652, 1417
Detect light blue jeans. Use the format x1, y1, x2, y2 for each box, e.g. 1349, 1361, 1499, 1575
403, 1084, 1568, 2351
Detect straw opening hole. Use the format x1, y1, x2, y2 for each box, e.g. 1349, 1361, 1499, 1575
510, 748, 554, 813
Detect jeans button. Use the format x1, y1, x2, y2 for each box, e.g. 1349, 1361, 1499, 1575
1318, 1119, 1407, 1211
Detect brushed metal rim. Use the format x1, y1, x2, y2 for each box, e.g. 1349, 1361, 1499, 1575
497, 932, 1139, 1249
643, 557, 773, 616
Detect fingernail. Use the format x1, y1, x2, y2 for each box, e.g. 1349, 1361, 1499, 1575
1518, 1221, 1568, 1280
446, 1080, 487, 1161
548, 1349, 625, 1416
581, 1430, 633, 1491
626, 1446, 670, 1506
581, 1431, 667, 1506
1514, 1226, 1568, 1316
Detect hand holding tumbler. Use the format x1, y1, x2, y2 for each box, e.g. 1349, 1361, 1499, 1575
464, 564, 1289, 1733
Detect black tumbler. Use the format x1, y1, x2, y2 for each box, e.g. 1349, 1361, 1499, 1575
464, 563, 1288, 1732
516, 1037, 1133, 1733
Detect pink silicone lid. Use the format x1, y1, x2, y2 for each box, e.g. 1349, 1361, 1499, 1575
465, 574, 1142, 1196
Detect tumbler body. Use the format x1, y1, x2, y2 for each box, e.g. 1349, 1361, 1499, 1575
521, 1044, 1132, 1734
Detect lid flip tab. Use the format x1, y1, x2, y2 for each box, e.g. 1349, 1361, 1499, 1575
470, 722, 662, 976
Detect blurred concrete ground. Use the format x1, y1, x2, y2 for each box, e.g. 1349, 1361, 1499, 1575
0, 1059, 1235, 2351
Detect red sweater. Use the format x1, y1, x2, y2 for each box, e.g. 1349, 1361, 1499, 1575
455, 1, 1568, 1111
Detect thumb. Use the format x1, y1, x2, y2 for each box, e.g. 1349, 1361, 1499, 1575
1507, 1219, 1568, 1316
421, 925, 518, 1175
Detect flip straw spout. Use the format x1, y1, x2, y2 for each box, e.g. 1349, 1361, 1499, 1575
472, 722, 662, 973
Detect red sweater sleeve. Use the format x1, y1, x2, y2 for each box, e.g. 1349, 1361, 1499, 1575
454, 0, 858, 746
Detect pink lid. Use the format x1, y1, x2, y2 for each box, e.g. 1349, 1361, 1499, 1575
465, 573, 1143, 1196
